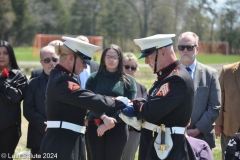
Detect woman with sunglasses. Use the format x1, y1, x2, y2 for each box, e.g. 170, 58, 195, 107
122, 52, 147, 160
85, 44, 137, 160
0, 40, 27, 158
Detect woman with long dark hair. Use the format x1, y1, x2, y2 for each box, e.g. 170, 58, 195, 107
0, 40, 27, 158
86, 44, 137, 160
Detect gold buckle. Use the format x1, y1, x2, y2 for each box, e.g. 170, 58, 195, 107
159, 144, 169, 153
152, 124, 165, 137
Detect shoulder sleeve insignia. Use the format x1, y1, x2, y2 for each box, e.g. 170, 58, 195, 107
155, 82, 170, 97
67, 81, 80, 91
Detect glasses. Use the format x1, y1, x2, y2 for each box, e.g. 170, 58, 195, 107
124, 65, 137, 71
177, 45, 197, 51
105, 55, 119, 61
41, 57, 58, 63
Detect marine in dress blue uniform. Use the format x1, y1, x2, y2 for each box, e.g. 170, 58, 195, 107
39, 37, 126, 160
121, 34, 196, 160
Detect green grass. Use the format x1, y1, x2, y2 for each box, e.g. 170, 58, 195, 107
14, 47, 240, 64
14, 47, 39, 61
213, 138, 222, 160
195, 54, 240, 64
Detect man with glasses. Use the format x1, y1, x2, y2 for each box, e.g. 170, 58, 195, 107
23, 45, 59, 158
177, 31, 221, 149
30, 40, 62, 79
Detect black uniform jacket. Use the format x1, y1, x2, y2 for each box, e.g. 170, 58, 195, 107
0, 69, 27, 132
40, 64, 126, 160
23, 71, 48, 148
137, 60, 196, 160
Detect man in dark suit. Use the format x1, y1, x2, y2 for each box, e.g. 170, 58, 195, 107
30, 68, 42, 79
177, 31, 221, 149
23, 45, 59, 157
30, 40, 62, 79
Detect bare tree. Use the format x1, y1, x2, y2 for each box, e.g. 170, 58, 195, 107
219, 0, 240, 54
126, 0, 157, 37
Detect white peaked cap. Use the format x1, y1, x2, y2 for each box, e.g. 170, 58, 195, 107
62, 36, 100, 59
134, 34, 175, 59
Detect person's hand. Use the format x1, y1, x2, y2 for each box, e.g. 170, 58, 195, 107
44, 121, 47, 132
121, 106, 136, 117
101, 115, 116, 129
84, 119, 88, 126
215, 125, 223, 139
97, 124, 109, 137
186, 128, 200, 137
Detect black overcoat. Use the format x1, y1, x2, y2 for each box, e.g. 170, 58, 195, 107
0, 69, 27, 131
23, 71, 48, 148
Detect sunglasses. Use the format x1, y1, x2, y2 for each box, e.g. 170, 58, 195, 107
177, 45, 197, 51
124, 65, 137, 71
41, 57, 58, 63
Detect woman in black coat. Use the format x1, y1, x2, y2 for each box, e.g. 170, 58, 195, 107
0, 40, 27, 159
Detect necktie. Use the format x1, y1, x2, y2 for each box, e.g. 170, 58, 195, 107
185, 67, 192, 75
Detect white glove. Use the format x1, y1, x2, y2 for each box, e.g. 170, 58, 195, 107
115, 96, 130, 106
119, 112, 142, 131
